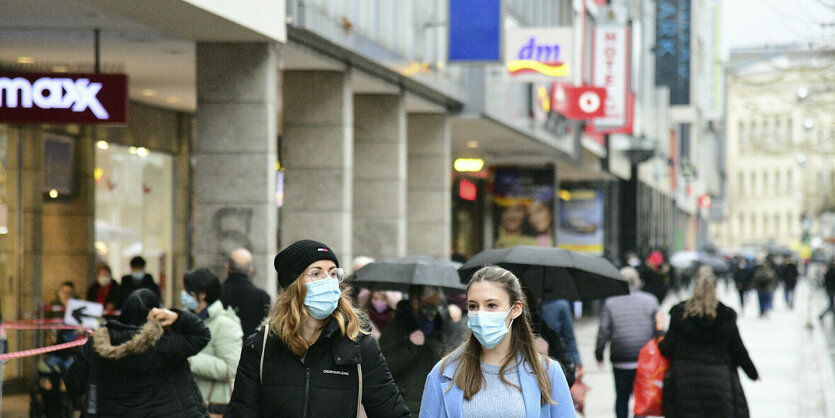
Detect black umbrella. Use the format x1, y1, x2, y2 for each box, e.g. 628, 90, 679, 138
458, 246, 628, 301
345, 255, 466, 293
698, 255, 730, 274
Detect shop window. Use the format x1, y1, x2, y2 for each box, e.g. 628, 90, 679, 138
95, 144, 173, 305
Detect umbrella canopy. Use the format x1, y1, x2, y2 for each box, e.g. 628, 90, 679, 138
698, 254, 730, 274
345, 255, 466, 293
457, 246, 628, 301
670, 251, 699, 269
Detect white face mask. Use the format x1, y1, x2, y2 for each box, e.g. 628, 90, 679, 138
97, 274, 112, 287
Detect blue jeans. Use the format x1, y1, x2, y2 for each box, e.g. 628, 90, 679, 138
757, 290, 774, 316
613, 367, 637, 418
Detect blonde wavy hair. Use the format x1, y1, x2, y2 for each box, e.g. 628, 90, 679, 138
266, 275, 369, 356
684, 268, 718, 319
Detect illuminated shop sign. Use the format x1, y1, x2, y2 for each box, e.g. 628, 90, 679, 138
505, 28, 573, 80
0, 73, 128, 125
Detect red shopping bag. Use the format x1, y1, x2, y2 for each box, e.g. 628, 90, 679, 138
633, 338, 669, 416
570, 377, 590, 413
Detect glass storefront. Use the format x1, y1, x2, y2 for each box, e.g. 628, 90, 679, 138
94, 143, 174, 306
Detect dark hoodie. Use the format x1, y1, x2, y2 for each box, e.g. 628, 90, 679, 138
659, 301, 758, 418
378, 300, 445, 413
67, 309, 210, 417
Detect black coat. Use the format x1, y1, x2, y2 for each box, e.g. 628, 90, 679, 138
378, 300, 445, 414
221, 273, 271, 339
67, 309, 211, 417
530, 308, 575, 387
114, 274, 161, 309
86, 282, 121, 309
658, 302, 758, 418
227, 320, 410, 417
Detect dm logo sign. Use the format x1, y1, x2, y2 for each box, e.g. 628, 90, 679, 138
505, 27, 573, 80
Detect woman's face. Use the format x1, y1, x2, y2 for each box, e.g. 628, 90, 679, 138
371, 291, 387, 302
466, 281, 521, 327
527, 201, 552, 233
301, 259, 338, 284
500, 203, 526, 233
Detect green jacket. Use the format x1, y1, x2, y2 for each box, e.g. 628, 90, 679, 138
190, 300, 243, 404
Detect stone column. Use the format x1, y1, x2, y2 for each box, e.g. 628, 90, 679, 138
194, 42, 278, 296
352, 94, 407, 261
281, 70, 353, 269
407, 114, 451, 258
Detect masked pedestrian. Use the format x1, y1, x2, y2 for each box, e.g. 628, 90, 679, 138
419, 266, 575, 417
226, 240, 409, 417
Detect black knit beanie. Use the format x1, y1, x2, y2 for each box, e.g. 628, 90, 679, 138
274, 239, 340, 289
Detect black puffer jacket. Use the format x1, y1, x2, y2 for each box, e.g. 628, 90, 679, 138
659, 302, 758, 418
67, 309, 210, 417
226, 319, 409, 417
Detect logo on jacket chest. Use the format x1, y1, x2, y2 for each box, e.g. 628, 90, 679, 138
322, 369, 350, 376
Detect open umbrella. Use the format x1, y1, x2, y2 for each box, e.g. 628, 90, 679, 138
457, 246, 628, 301
698, 254, 730, 274
345, 255, 466, 293
670, 251, 699, 269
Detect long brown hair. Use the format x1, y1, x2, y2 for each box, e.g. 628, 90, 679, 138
266, 275, 368, 356
440, 266, 555, 405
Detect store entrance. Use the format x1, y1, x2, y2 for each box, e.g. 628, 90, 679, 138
94, 142, 174, 306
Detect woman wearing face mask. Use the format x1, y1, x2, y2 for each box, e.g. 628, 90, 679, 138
419, 266, 575, 418
361, 290, 395, 340
226, 240, 409, 417
182, 268, 243, 417
86, 263, 121, 311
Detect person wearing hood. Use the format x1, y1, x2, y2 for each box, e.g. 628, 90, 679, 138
67, 288, 211, 417
658, 269, 759, 417
115, 256, 161, 309
86, 263, 120, 311
379, 284, 446, 413
183, 268, 244, 416
226, 239, 409, 417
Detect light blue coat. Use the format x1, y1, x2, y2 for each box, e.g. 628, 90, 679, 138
419, 353, 576, 418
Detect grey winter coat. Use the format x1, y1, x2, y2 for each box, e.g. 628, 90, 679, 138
595, 290, 659, 364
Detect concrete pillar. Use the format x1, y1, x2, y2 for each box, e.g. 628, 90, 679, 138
352, 94, 407, 261
281, 70, 353, 269
194, 43, 278, 296
407, 114, 451, 258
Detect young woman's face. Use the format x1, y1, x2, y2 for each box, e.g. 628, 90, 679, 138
371, 291, 387, 302
466, 281, 521, 326
527, 201, 552, 233
500, 203, 526, 233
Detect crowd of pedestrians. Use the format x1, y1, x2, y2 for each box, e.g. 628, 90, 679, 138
23, 241, 835, 418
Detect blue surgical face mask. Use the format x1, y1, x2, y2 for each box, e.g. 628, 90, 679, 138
180, 290, 199, 311
467, 310, 514, 349
132, 272, 144, 281
304, 279, 341, 320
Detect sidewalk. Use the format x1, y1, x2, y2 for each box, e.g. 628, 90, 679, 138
574, 278, 835, 418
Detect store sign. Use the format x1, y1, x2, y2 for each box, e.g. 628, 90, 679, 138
448, 0, 502, 62
505, 27, 573, 80
593, 25, 628, 128
550, 83, 607, 120
655, 0, 691, 105
0, 73, 128, 124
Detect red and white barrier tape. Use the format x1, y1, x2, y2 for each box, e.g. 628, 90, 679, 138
0, 336, 88, 361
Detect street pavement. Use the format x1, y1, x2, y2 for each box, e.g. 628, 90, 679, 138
574, 277, 835, 417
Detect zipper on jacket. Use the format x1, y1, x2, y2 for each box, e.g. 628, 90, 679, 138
302, 367, 311, 418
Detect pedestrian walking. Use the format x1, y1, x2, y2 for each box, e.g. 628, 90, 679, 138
220, 248, 271, 339
780, 259, 799, 309
594, 267, 661, 418
226, 239, 409, 417
540, 299, 582, 382
419, 266, 575, 417
658, 270, 759, 418
86, 263, 120, 311
751, 256, 778, 317
183, 268, 244, 417
641, 250, 670, 304
732, 257, 753, 308
67, 289, 211, 417
379, 285, 446, 413
818, 260, 835, 323
115, 256, 161, 309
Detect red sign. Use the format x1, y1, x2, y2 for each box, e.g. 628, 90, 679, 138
0, 73, 128, 125
698, 194, 712, 209
550, 83, 607, 120
586, 92, 634, 135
